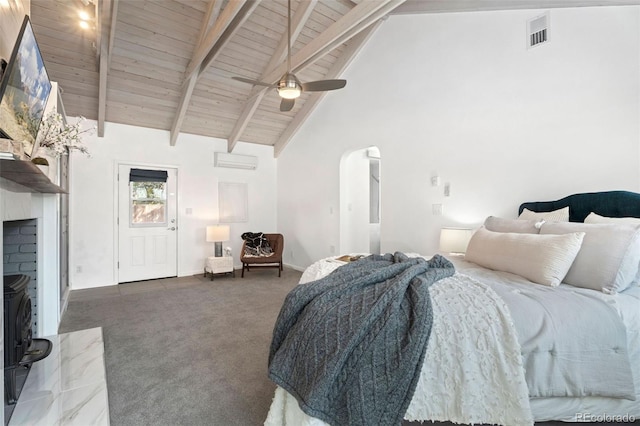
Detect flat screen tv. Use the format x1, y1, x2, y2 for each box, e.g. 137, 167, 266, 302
0, 15, 51, 158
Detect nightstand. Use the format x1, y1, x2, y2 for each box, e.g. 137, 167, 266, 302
204, 256, 235, 280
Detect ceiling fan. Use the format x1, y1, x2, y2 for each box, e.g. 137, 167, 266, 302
232, 0, 346, 112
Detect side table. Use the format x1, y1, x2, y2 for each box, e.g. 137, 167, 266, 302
204, 256, 235, 281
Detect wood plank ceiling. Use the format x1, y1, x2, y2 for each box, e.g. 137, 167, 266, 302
28, 0, 640, 157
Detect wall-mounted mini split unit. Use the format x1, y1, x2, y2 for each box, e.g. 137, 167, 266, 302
527, 12, 549, 49
214, 152, 258, 170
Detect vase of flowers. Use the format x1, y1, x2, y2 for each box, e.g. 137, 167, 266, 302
31, 112, 94, 181
35, 112, 93, 158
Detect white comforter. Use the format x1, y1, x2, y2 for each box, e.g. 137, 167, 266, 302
265, 257, 534, 426
265, 255, 639, 425
453, 258, 637, 400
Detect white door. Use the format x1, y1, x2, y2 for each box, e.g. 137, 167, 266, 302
118, 165, 178, 283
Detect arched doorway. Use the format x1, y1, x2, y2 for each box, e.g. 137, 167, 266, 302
339, 146, 381, 255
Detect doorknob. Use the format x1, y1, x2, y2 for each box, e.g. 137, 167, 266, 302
168, 227, 176, 231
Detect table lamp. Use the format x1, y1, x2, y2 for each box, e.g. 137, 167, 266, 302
206, 225, 230, 257
439, 227, 473, 255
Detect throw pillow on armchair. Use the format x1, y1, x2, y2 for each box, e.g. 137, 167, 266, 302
241, 232, 274, 256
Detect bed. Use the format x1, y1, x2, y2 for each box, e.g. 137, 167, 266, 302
265, 191, 640, 425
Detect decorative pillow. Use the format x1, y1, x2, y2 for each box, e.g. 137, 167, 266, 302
241, 232, 273, 257
518, 206, 569, 222
484, 216, 542, 234
540, 222, 640, 293
585, 212, 640, 225
464, 227, 584, 287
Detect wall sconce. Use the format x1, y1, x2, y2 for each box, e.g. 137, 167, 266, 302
206, 225, 230, 257
439, 228, 473, 255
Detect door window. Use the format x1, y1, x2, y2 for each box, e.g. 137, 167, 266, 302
129, 168, 168, 227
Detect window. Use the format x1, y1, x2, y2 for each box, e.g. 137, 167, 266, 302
129, 168, 168, 226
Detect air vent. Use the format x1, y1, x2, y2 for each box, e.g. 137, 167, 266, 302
527, 13, 549, 49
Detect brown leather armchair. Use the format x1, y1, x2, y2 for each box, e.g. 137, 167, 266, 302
240, 233, 284, 277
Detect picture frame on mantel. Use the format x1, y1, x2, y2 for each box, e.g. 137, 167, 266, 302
218, 182, 248, 223
0, 16, 52, 159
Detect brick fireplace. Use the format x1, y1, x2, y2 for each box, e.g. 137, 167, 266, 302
1, 185, 67, 423
3, 220, 38, 337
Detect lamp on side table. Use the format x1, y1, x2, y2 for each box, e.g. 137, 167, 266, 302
205, 225, 234, 280
206, 225, 230, 257
439, 227, 473, 255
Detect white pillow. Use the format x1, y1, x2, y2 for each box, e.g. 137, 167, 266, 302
540, 222, 640, 293
585, 212, 640, 225
464, 227, 584, 287
484, 216, 541, 234
518, 206, 569, 222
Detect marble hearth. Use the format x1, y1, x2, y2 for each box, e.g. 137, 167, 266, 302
8, 327, 109, 425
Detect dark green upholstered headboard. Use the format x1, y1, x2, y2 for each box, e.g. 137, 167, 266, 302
519, 191, 640, 222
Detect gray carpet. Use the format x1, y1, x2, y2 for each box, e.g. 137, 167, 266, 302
60, 268, 300, 426
59, 268, 635, 426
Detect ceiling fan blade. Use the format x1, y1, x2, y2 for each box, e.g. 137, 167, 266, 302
280, 98, 295, 112
232, 76, 275, 88
301, 79, 347, 92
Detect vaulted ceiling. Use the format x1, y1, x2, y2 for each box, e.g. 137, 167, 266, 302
29, 0, 640, 157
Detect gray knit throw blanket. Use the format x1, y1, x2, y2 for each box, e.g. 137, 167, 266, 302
268, 252, 455, 426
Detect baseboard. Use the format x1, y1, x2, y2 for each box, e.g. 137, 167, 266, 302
283, 262, 306, 272
181, 270, 206, 278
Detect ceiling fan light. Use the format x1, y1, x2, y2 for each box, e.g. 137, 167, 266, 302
278, 86, 301, 99
278, 72, 302, 99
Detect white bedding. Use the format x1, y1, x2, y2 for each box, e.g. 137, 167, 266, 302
453, 256, 640, 421
267, 257, 533, 426
265, 255, 640, 425
529, 283, 640, 421
451, 257, 637, 400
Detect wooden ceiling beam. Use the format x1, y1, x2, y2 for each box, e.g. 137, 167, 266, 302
171, 0, 258, 146
227, 0, 318, 152
169, 0, 222, 146
97, 0, 116, 137
200, 0, 224, 38
230, 0, 405, 152
107, 0, 118, 68
184, 0, 249, 80
199, 2, 259, 75
273, 20, 382, 157
292, 7, 389, 74
259, 0, 405, 87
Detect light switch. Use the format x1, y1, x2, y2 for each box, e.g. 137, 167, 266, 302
432, 204, 443, 215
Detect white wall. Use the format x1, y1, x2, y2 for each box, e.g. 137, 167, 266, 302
70, 122, 277, 289
278, 6, 640, 269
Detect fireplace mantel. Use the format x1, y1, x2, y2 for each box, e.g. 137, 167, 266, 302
0, 158, 65, 194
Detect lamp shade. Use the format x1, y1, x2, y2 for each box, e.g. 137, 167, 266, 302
439, 228, 473, 254
206, 225, 230, 242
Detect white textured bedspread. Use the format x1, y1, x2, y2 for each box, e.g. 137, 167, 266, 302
452, 258, 636, 400
265, 258, 533, 426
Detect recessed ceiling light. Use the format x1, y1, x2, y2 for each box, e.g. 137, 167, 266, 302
78, 10, 90, 21
79, 20, 90, 30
